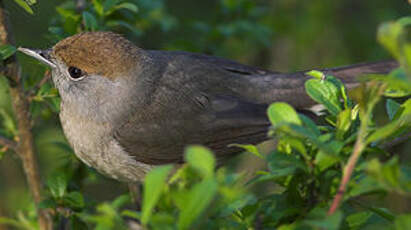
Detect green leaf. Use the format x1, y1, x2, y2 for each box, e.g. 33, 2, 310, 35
121, 210, 140, 220
397, 16, 411, 26
267, 102, 302, 125
0, 109, 17, 136
346, 212, 373, 230
366, 110, 411, 144
382, 69, 411, 97
142, 165, 172, 225
315, 151, 339, 172
377, 17, 411, 76
228, 144, 263, 158
0, 216, 24, 229
218, 194, 256, 217
305, 78, 342, 115
280, 137, 308, 159
336, 109, 352, 140
14, 0, 34, 14
366, 157, 411, 194
115, 2, 138, 12
24, 0, 36, 5
299, 114, 321, 137
368, 207, 395, 222
395, 214, 411, 230
303, 208, 342, 230
178, 178, 218, 230
400, 98, 411, 115
48, 172, 68, 198
0, 45, 16, 60
105, 2, 138, 15
277, 223, 297, 230
185, 145, 215, 178
347, 176, 383, 198
56, 7, 79, 20
275, 123, 335, 154
82, 12, 98, 31
111, 194, 130, 209
313, 137, 343, 171
63, 192, 85, 210
267, 151, 306, 178
306, 70, 325, 79
92, 0, 104, 16
403, 43, 411, 75
325, 140, 344, 154
102, 0, 119, 12
378, 21, 403, 59
386, 99, 401, 120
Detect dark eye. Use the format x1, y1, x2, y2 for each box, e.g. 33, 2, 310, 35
68, 66, 85, 79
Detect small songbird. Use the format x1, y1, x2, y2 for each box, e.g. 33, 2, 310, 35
18, 32, 396, 182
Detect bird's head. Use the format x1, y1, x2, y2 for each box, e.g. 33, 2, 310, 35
19, 32, 147, 120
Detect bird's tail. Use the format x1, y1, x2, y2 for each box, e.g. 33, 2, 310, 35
323, 60, 398, 87
251, 60, 399, 108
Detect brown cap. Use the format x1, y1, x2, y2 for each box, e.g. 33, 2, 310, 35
52, 32, 142, 79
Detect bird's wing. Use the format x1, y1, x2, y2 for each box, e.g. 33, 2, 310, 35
113, 52, 272, 165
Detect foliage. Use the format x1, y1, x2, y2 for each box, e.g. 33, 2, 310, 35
1, 0, 410, 229
12, 0, 36, 15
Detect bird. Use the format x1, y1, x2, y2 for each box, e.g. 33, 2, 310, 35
18, 31, 397, 182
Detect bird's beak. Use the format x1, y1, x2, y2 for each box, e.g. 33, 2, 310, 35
17, 48, 57, 69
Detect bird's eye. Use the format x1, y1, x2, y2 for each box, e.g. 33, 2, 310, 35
68, 66, 85, 80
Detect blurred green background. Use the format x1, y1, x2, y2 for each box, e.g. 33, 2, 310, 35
0, 0, 410, 223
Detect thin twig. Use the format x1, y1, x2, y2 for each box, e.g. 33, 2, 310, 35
0, 1, 53, 229
327, 135, 365, 215
75, 0, 87, 30
328, 83, 385, 215
28, 69, 51, 97
0, 135, 16, 151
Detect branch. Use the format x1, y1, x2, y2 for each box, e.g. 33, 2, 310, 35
28, 70, 51, 97
0, 135, 16, 151
328, 135, 365, 215
0, 1, 52, 229
328, 84, 385, 215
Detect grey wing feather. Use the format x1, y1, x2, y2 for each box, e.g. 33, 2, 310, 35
114, 51, 272, 165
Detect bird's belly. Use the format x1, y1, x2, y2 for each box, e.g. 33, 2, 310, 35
59, 109, 152, 182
